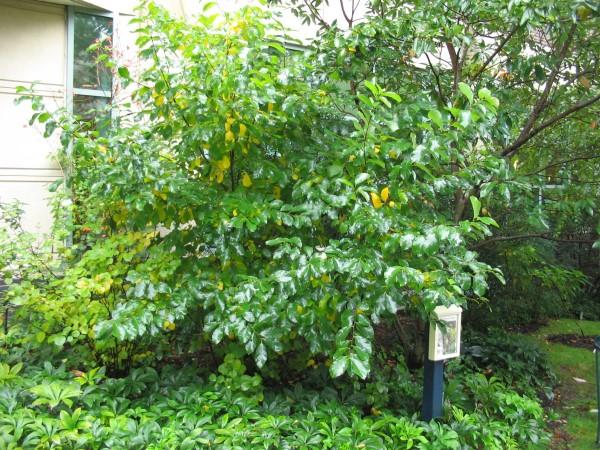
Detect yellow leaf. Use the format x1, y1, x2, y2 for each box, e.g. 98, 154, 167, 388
225, 130, 235, 142
348, 154, 356, 162
239, 123, 247, 137
374, 145, 381, 154
98, 145, 107, 154
153, 189, 167, 201
370, 192, 383, 209
217, 281, 224, 291
389, 150, 397, 159
163, 321, 176, 331
267, 102, 274, 113
233, 209, 238, 217
380, 187, 390, 202
388, 201, 396, 208
241, 172, 252, 188
216, 170, 224, 184
242, 144, 249, 155
225, 116, 234, 131
217, 155, 231, 170
296, 305, 304, 314
189, 157, 202, 170
155, 95, 165, 106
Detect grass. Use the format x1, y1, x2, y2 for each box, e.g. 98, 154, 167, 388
526, 319, 600, 449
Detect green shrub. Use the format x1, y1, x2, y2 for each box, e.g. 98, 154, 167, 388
0, 356, 551, 449
13, 0, 504, 380
458, 329, 556, 399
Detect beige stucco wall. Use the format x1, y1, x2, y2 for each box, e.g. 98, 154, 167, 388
0, 0, 65, 233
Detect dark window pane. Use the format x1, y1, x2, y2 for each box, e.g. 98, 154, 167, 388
73, 95, 111, 130
73, 13, 113, 91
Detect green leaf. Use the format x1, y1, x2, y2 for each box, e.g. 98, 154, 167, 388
268, 42, 286, 55
458, 82, 473, 103
364, 80, 379, 97
255, 343, 267, 368
38, 112, 51, 123
428, 109, 443, 128
330, 355, 349, 378
349, 354, 369, 379
382, 91, 401, 103
354, 173, 370, 185
470, 196, 481, 218
118, 66, 130, 79
478, 216, 499, 227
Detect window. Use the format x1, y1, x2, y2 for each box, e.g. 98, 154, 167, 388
67, 8, 113, 123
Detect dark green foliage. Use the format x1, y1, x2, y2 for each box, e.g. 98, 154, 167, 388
0, 355, 550, 449
459, 330, 557, 399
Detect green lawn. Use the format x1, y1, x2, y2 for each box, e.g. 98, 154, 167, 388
527, 320, 600, 449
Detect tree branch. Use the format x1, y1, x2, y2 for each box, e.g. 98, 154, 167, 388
506, 93, 600, 155
425, 53, 445, 102
340, 0, 352, 27
502, 24, 577, 157
446, 42, 460, 93
302, 0, 330, 29
472, 232, 597, 249
472, 25, 519, 80
524, 153, 600, 176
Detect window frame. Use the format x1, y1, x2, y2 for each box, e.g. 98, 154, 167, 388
66, 6, 115, 116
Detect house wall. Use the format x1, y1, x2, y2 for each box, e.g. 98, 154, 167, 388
0, 0, 66, 233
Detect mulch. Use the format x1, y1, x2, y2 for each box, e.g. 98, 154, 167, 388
546, 334, 596, 350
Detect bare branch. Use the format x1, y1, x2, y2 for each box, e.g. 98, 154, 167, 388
340, 0, 352, 27
472, 232, 597, 249
502, 24, 577, 157
472, 25, 519, 80
524, 153, 600, 176
425, 53, 445, 102
302, 0, 330, 29
503, 92, 600, 157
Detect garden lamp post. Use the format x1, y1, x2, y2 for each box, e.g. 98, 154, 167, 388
595, 336, 600, 446
422, 305, 462, 421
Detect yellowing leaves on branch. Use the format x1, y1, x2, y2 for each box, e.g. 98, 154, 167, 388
241, 172, 252, 188
381, 187, 390, 202
370, 192, 383, 209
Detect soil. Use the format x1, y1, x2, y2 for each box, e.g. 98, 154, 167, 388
547, 334, 596, 350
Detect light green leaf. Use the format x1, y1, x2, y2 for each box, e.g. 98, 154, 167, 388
382, 91, 401, 103
364, 80, 379, 97
349, 354, 370, 379
428, 109, 443, 128
469, 196, 481, 218
330, 355, 349, 378
458, 82, 473, 103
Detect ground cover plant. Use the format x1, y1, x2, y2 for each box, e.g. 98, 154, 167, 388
0, 354, 550, 449
2, 0, 599, 448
